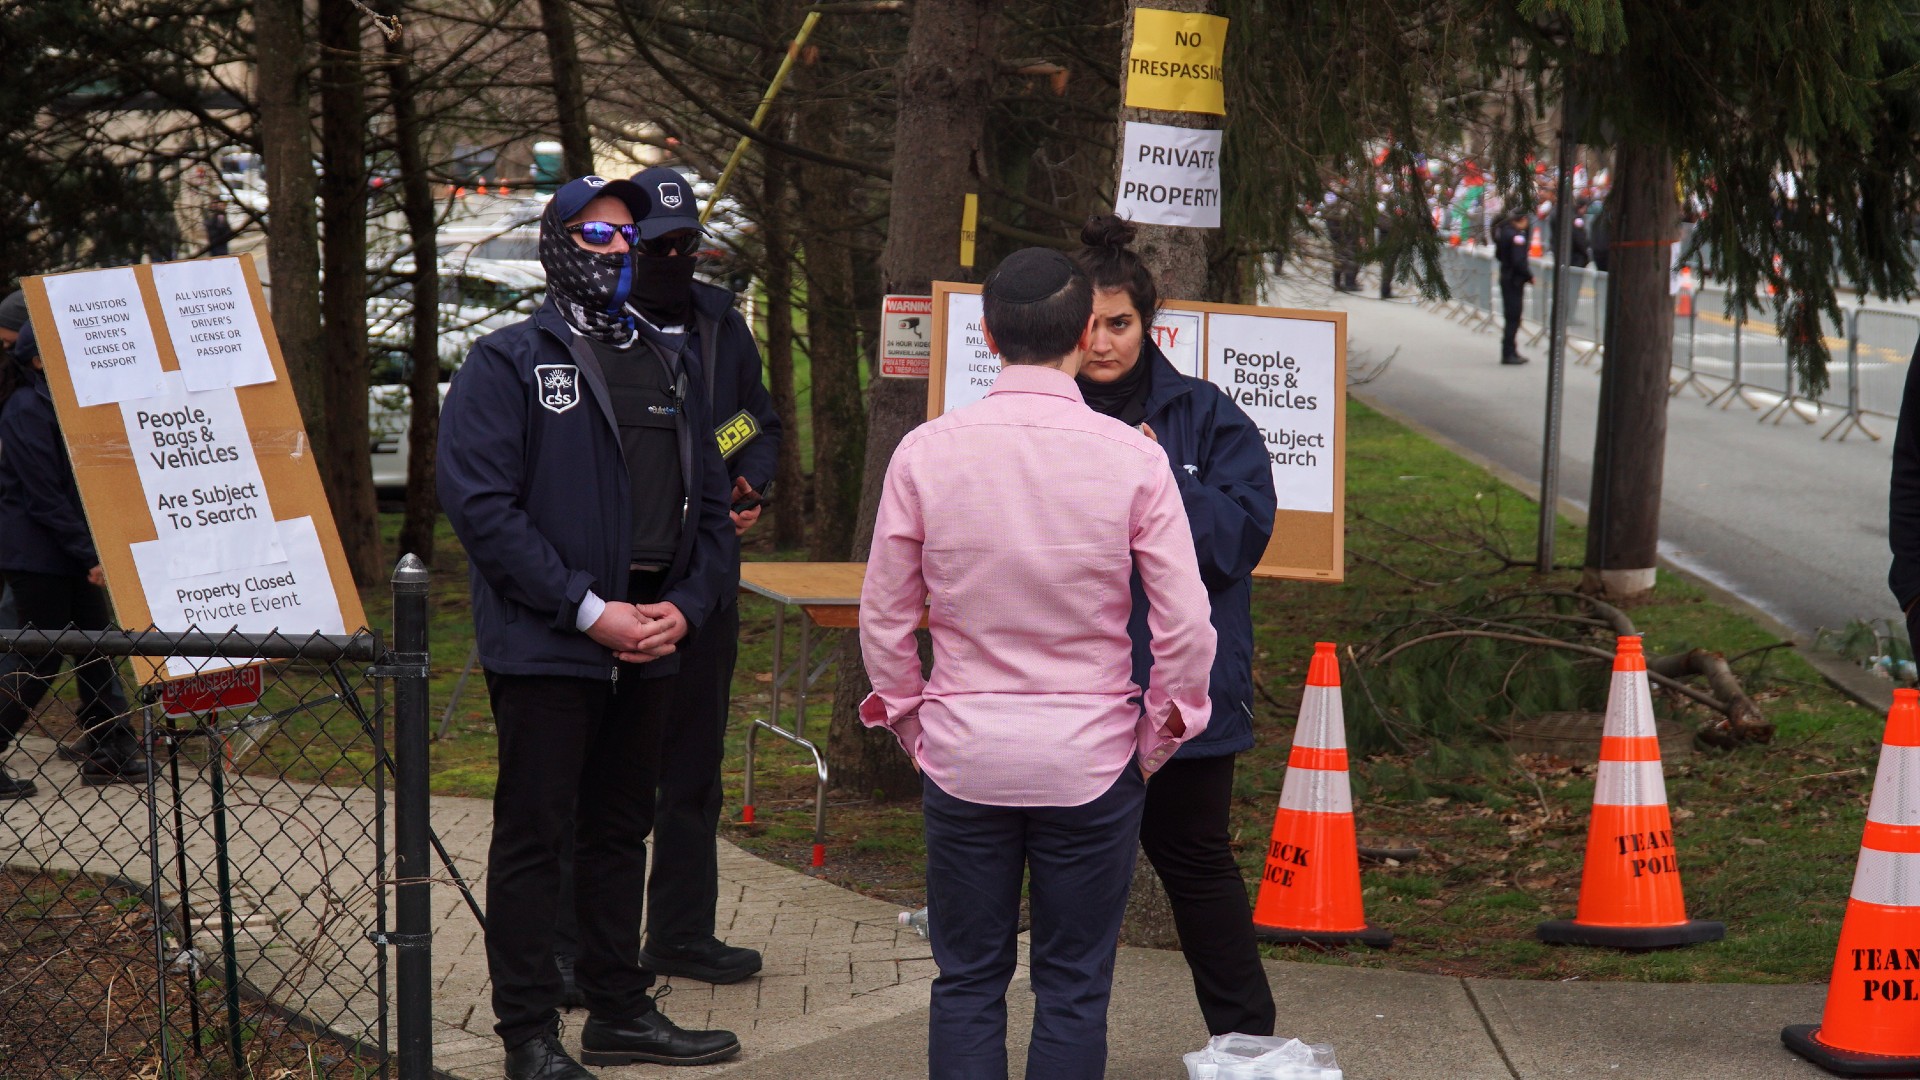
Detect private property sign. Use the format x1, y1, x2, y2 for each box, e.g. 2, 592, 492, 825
1115, 122, 1222, 229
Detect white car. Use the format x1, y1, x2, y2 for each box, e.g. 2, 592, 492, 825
367, 256, 546, 492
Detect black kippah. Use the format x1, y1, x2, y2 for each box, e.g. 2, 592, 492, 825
984, 248, 1078, 304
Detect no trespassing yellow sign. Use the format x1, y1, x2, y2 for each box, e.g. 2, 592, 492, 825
1125, 9, 1228, 116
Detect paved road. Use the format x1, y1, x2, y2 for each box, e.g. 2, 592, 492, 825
1270, 274, 1908, 639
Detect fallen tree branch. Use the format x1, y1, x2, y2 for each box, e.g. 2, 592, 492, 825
1372, 630, 1730, 714
1647, 648, 1775, 746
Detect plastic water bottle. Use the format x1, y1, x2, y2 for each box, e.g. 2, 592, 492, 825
898, 907, 930, 939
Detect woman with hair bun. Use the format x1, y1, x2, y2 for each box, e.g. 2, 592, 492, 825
1073, 213, 1279, 1037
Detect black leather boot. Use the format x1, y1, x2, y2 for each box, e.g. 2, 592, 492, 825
0, 764, 37, 800
579, 1009, 740, 1067
639, 936, 763, 985
504, 1033, 593, 1080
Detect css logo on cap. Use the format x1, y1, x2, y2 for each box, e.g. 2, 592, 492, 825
659, 182, 683, 209
584, 176, 607, 188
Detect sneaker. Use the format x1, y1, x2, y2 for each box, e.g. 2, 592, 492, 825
1501, 353, 1531, 366
639, 937, 763, 985
0, 766, 37, 800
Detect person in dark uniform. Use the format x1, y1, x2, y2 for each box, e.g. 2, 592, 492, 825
204, 201, 234, 257
0, 318, 141, 792
1492, 207, 1534, 365
1887, 339, 1920, 647
1071, 215, 1280, 1038
549, 166, 780, 995
438, 175, 740, 1078
626, 165, 779, 981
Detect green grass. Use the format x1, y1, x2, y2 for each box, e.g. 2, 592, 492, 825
298, 394, 1885, 982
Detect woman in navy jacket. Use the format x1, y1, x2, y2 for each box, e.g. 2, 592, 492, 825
1073, 215, 1279, 1037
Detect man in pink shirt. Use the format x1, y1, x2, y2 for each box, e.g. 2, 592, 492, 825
859, 248, 1217, 1079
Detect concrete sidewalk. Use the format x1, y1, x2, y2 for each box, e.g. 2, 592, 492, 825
715, 945, 1830, 1079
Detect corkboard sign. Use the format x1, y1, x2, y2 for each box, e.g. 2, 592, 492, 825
927, 281, 1345, 583
20, 255, 367, 681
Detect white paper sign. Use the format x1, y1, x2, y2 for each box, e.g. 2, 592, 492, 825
940, 291, 999, 414
150, 259, 275, 391
40, 268, 168, 407
1150, 310, 1203, 378
1116, 122, 1223, 229
133, 516, 346, 678
120, 371, 284, 578
1207, 313, 1337, 513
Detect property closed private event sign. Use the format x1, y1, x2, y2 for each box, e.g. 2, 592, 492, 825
21, 255, 366, 679
926, 282, 1346, 582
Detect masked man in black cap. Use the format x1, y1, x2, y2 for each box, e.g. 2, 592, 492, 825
636, 166, 780, 983
438, 175, 740, 1076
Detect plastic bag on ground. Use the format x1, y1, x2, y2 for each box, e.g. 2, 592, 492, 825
1182, 1033, 1343, 1080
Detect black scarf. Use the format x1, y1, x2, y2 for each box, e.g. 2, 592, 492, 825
1077, 354, 1153, 426
539, 205, 636, 345
631, 255, 699, 328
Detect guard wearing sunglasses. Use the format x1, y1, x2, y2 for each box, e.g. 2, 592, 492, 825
549, 165, 783, 1002
438, 175, 740, 1077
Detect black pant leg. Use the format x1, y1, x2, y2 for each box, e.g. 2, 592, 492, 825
1501, 275, 1525, 357
1139, 754, 1276, 1037
62, 577, 130, 744
646, 600, 738, 948
484, 673, 606, 1048
0, 573, 83, 753
571, 664, 672, 1021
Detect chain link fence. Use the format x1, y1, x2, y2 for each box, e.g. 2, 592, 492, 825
0, 561, 441, 1079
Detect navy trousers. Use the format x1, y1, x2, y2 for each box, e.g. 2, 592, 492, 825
922, 767, 1147, 1080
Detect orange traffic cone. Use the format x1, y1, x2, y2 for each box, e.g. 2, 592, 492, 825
1782, 688, 1920, 1075
1538, 636, 1724, 948
1252, 642, 1392, 948
1529, 237, 1544, 259
1676, 268, 1695, 317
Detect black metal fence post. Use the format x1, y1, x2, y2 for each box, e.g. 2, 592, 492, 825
390, 554, 433, 1078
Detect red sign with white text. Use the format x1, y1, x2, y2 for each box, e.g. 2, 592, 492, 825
160, 663, 264, 718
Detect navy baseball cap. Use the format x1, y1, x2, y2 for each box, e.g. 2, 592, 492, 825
630, 167, 707, 239
548, 174, 651, 224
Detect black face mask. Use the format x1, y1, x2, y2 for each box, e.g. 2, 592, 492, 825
631, 255, 698, 326
540, 206, 636, 345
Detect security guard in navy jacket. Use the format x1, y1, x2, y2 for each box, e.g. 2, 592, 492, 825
437, 175, 740, 1077
549, 167, 782, 992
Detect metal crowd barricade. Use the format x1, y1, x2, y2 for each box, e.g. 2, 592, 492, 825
1388, 241, 1920, 442
1848, 306, 1920, 423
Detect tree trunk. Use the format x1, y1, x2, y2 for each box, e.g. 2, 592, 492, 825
254, 0, 327, 445
794, 91, 866, 562
1114, 0, 1222, 951
536, 0, 595, 177
316, 0, 381, 585
1582, 140, 1675, 601
1117, 0, 1217, 300
383, 0, 443, 567
761, 155, 807, 551
827, 0, 1003, 801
